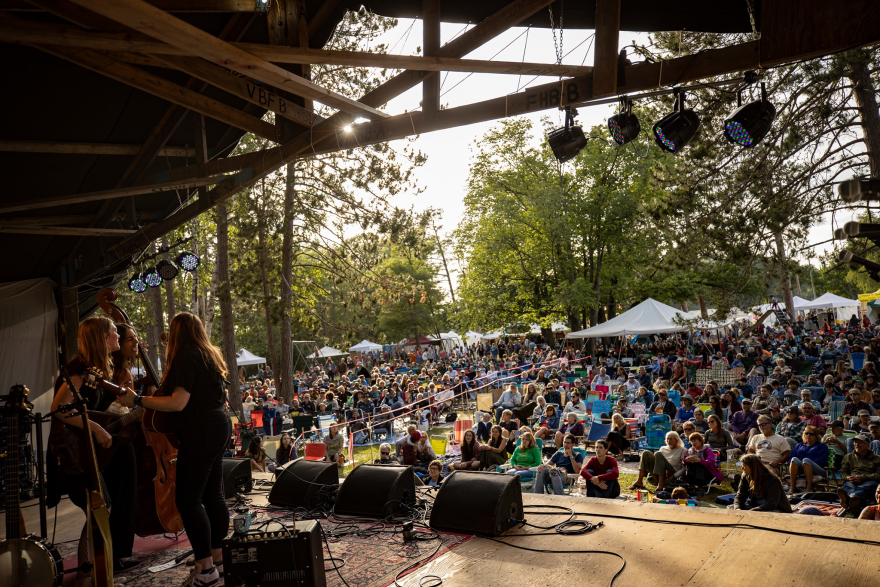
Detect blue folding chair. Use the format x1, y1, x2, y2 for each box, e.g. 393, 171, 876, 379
584, 422, 611, 449
644, 414, 672, 451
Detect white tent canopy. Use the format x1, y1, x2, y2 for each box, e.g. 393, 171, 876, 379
236, 348, 266, 366
481, 330, 505, 340
348, 339, 383, 353
566, 298, 732, 339
308, 346, 348, 359
529, 322, 570, 334
465, 331, 483, 346
799, 292, 859, 310
430, 331, 465, 352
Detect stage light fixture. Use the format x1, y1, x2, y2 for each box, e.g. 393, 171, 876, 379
652, 90, 701, 154
254, 0, 271, 13
128, 273, 147, 294
607, 97, 640, 146
143, 266, 163, 288
156, 259, 180, 281
833, 227, 846, 240
547, 106, 588, 163
177, 251, 200, 272
723, 83, 776, 148
838, 249, 880, 280
838, 177, 880, 203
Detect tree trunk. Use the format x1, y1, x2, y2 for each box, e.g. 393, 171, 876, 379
202, 262, 218, 340
162, 238, 177, 320
146, 283, 164, 374
680, 300, 689, 312
279, 166, 296, 404
432, 221, 457, 304
698, 295, 709, 319
216, 201, 242, 417
257, 219, 279, 379
848, 54, 880, 177
774, 229, 796, 321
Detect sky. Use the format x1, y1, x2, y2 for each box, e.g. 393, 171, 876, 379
358, 18, 851, 291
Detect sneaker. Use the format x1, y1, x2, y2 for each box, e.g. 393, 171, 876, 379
182, 563, 220, 587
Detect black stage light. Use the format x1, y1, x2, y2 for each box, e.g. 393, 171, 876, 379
547, 106, 588, 163
128, 272, 147, 294
177, 251, 200, 272
143, 266, 163, 288
156, 259, 179, 281
723, 82, 776, 148
838, 250, 880, 280
833, 227, 846, 240
838, 177, 880, 203
652, 90, 701, 154
608, 97, 640, 146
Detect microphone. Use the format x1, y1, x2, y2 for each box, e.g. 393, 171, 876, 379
838, 249, 880, 277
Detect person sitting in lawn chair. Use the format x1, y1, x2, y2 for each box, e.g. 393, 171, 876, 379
533, 433, 584, 495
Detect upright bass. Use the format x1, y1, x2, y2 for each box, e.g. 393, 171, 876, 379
96, 288, 183, 536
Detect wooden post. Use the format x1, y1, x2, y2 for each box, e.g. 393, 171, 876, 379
60, 285, 79, 365
422, 0, 440, 113
592, 0, 621, 99
193, 112, 210, 211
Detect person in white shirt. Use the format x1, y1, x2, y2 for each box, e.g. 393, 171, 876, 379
746, 415, 792, 472
625, 374, 640, 397
242, 395, 255, 420
562, 391, 587, 417
591, 368, 608, 391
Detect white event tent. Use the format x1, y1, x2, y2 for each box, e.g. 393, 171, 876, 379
465, 331, 483, 346
348, 339, 383, 353
799, 292, 860, 322
236, 348, 266, 366
566, 298, 732, 339
308, 346, 348, 359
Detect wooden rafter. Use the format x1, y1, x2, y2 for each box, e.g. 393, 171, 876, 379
70, 0, 387, 120
0, 18, 594, 76
592, 0, 621, 98
0, 177, 219, 214
0, 225, 137, 236
0, 140, 195, 157
0, 214, 95, 225
154, 55, 321, 128
307, 0, 343, 39
37, 45, 279, 141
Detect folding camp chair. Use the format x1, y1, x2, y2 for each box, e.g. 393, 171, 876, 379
304, 443, 327, 461
644, 414, 672, 451
448, 419, 473, 444
430, 436, 448, 457
584, 422, 611, 450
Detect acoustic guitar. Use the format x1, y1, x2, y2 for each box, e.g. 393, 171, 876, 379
0, 385, 63, 587
49, 368, 141, 476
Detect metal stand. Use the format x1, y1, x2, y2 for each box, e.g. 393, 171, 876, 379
33, 412, 48, 538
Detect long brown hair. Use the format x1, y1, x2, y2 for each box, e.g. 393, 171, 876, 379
742, 454, 774, 497
111, 323, 136, 386
461, 429, 477, 460
163, 312, 228, 387
77, 316, 114, 380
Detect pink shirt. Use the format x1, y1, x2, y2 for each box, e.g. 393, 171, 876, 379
801, 414, 825, 428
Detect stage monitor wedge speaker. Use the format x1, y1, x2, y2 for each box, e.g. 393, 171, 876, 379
222, 458, 253, 499
430, 471, 522, 536
334, 464, 415, 519
269, 458, 339, 509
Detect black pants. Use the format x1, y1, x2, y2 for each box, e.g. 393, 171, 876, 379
175, 410, 231, 561
606, 430, 630, 455
682, 463, 712, 486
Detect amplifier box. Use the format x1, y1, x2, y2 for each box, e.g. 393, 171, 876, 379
222, 519, 326, 587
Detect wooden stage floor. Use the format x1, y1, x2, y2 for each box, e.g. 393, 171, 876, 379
7, 478, 880, 587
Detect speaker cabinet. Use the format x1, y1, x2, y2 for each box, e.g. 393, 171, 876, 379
430, 471, 522, 536
269, 458, 339, 509
334, 465, 415, 519
222, 458, 253, 499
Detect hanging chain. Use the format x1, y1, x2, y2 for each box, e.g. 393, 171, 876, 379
548, 0, 564, 65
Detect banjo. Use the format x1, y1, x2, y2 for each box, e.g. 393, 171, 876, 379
0, 385, 63, 587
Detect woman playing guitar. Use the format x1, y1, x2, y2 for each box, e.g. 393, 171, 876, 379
50, 316, 140, 585
118, 312, 231, 587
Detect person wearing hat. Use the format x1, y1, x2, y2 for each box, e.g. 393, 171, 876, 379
625, 373, 640, 398
844, 388, 872, 421
612, 395, 632, 419
794, 389, 818, 410
823, 420, 849, 464
676, 395, 696, 425
776, 406, 807, 451
838, 433, 880, 515
747, 415, 792, 472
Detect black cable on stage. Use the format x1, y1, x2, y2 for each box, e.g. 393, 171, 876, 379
571, 509, 880, 547
481, 538, 626, 587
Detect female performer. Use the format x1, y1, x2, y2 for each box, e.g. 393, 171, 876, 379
51, 316, 140, 584
119, 312, 231, 587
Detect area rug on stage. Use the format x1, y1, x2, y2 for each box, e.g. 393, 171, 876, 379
60, 518, 471, 586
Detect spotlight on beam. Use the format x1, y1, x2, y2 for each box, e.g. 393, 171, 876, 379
608, 97, 640, 146
547, 106, 588, 163
652, 90, 701, 154
723, 82, 776, 148
838, 177, 880, 203
176, 251, 200, 272
833, 227, 846, 240
128, 272, 147, 294
143, 266, 163, 288
838, 249, 880, 279
156, 259, 180, 281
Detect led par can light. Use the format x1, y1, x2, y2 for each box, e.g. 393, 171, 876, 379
177, 250, 201, 272
156, 259, 180, 281
723, 83, 776, 148
128, 272, 147, 293
653, 91, 700, 153
608, 98, 640, 146
143, 266, 163, 288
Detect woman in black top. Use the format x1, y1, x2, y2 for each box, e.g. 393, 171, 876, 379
270, 433, 296, 473
50, 316, 139, 580
119, 312, 230, 586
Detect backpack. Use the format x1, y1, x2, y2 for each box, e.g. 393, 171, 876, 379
445, 413, 458, 423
